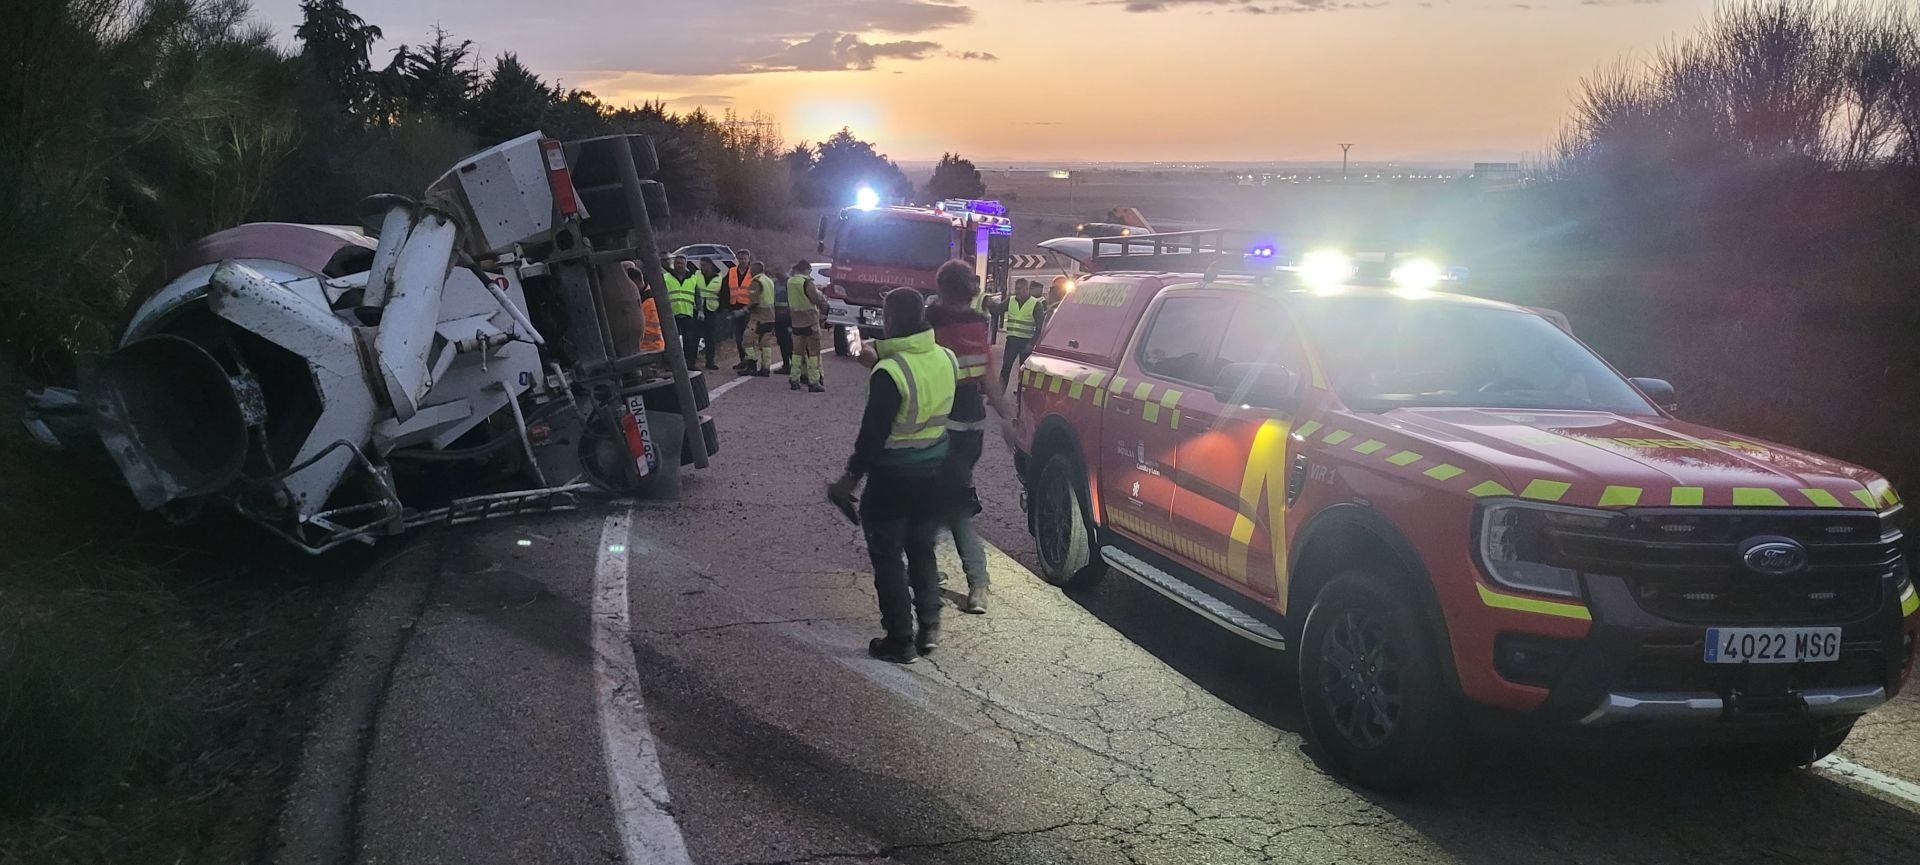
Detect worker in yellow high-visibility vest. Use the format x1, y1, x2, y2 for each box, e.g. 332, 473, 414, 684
827, 287, 958, 663
695, 259, 724, 371
744, 261, 780, 377
785, 259, 831, 392
662, 255, 700, 370
998, 278, 1044, 391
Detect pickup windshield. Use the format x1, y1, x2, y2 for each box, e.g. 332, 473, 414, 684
1294, 295, 1656, 413
840, 216, 953, 269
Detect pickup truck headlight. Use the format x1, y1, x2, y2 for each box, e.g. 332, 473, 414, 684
1476, 500, 1618, 600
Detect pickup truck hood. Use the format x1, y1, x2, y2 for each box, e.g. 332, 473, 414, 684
1379, 408, 1896, 510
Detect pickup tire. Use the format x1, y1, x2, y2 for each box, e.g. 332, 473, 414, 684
1033, 452, 1103, 588
1297, 569, 1461, 793
833, 325, 852, 357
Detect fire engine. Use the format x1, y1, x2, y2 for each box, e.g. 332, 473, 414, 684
818, 191, 1013, 354
1013, 230, 1917, 790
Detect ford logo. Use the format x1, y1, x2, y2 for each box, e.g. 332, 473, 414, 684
1739, 537, 1808, 576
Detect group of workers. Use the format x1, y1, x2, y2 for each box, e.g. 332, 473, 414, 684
653, 250, 831, 391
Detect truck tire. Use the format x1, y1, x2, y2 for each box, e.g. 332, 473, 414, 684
833, 325, 851, 357
1033, 452, 1104, 588
1297, 569, 1461, 793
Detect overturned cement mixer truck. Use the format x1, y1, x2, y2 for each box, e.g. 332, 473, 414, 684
22, 133, 717, 553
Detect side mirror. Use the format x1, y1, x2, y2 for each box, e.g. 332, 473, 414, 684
1630, 377, 1678, 413
1214, 363, 1302, 413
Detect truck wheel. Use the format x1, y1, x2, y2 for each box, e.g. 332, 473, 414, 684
1033, 452, 1104, 588
833, 326, 851, 357
1297, 569, 1461, 793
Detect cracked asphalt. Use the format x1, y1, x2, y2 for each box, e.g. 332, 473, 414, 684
345, 351, 1920, 865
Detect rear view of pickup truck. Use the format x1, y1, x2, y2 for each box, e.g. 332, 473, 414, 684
1011, 236, 1918, 791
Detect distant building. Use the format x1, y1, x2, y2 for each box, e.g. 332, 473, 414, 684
1468, 162, 1523, 187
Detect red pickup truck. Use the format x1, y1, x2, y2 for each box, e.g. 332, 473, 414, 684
1012, 242, 1917, 790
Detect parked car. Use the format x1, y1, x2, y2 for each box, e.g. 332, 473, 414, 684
670, 244, 735, 268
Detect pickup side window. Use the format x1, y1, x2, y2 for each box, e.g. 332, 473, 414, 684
1135, 295, 1232, 385
1212, 297, 1307, 384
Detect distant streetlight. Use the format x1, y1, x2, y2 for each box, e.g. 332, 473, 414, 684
1339, 143, 1354, 180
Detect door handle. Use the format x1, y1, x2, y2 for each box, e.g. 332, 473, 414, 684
1109, 396, 1136, 417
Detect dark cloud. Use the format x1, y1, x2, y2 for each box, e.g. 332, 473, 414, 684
665, 94, 737, 107
949, 50, 1000, 60
765, 32, 940, 71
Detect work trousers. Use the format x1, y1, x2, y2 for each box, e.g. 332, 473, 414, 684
789, 326, 824, 383
941, 429, 988, 590
773, 312, 794, 369
749, 319, 779, 370
730, 311, 749, 364
701, 308, 723, 367
861, 471, 944, 642
676, 315, 701, 370
1000, 335, 1034, 390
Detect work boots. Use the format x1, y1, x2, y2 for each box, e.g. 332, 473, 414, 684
916, 621, 941, 656
790, 379, 802, 390
807, 382, 826, 393
868, 636, 917, 665
961, 587, 989, 615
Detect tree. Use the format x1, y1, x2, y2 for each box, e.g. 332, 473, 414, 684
922, 152, 985, 202
398, 26, 478, 123
294, 0, 381, 116
471, 53, 553, 143
796, 128, 912, 207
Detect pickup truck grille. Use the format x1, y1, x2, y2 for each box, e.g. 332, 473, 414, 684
1550, 509, 1903, 626
1620, 642, 1887, 692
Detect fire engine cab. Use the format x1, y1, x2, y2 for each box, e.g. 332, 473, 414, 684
1013, 230, 1918, 790
819, 193, 1013, 354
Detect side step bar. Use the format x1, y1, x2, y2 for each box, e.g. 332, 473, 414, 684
1100, 546, 1287, 651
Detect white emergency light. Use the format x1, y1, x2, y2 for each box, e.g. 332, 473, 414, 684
1390, 258, 1444, 295
855, 187, 880, 210
1299, 249, 1355, 293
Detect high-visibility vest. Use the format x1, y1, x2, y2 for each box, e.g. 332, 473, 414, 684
932, 313, 989, 382
871, 329, 957, 451
1005, 296, 1041, 339
664, 271, 695, 317
752, 274, 776, 307
786, 276, 816, 314
695, 272, 721, 312
640, 291, 665, 353
726, 266, 753, 305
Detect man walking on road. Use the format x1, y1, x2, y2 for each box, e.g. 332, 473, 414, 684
828, 288, 957, 664
999, 278, 1044, 391
926, 261, 1017, 614
725, 250, 754, 370
745, 261, 779, 377
786, 259, 830, 392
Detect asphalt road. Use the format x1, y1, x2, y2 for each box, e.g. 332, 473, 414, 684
336, 350, 1920, 865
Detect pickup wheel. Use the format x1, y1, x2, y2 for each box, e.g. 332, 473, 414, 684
1297, 569, 1461, 793
833, 325, 851, 357
1033, 452, 1103, 588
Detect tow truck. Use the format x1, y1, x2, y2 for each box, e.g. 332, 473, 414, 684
818, 192, 1013, 354
1012, 230, 1917, 790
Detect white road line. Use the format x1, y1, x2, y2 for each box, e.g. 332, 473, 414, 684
1815, 755, 1920, 810
593, 510, 696, 865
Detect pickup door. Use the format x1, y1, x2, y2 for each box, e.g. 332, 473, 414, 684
1100, 291, 1233, 566
1165, 294, 1313, 601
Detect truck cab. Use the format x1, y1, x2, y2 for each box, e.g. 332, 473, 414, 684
1012, 236, 1918, 790
820, 200, 1012, 354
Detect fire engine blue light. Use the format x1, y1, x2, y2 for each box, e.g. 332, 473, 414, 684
855, 187, 880, 209
969, 199, 1007, 215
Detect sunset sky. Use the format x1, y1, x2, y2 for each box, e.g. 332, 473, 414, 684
254, 0, 1721, 163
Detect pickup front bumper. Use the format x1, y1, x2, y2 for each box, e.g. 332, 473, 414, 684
825, 299, 883, 333
1510, 572, 1914, 729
